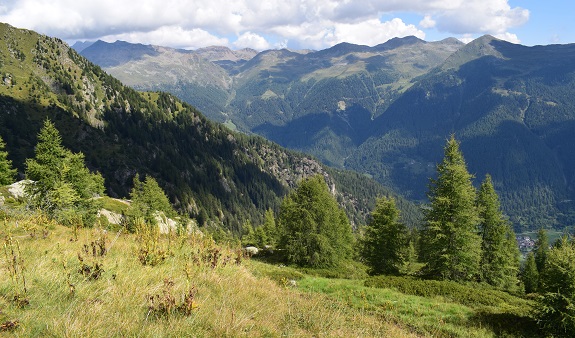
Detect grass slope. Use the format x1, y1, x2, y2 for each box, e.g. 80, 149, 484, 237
0, 211, 415, 337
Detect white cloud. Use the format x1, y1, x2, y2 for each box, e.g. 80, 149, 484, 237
331, 18, 425, 46
233, 32, 271, 50
433, 0, 529, 36
101, 26, 229, 50
0, 0, 530, 49
420, 15, 436, 29
494, 32, 520, 44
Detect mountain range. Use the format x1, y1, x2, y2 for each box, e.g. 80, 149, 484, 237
0, 23, 422, 232
78, 35, 575, 230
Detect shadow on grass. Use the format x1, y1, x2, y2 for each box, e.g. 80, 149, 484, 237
470, 311, 540, 337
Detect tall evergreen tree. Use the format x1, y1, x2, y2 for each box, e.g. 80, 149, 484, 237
477, 174, 520, 289
536, 237, 575, 336
361, 196, 408, 275
25, 120, 104, 226
261, 208, 277, 246
535, 228, 549, 274
522, 251, 539, 294
0, 135, 16, 185
277, 175, 352, 268
420, 135, 481, 281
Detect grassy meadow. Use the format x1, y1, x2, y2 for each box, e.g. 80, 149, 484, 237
1, 209, 539, 337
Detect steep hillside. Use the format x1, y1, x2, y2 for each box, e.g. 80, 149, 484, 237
0, 23, 415, 232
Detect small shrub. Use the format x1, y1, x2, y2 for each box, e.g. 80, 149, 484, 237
146, 279, 199, 319
76, 230, 108, 280
0, 320, 19, 332
3, 234, 29, 307
134, 217, 166, 266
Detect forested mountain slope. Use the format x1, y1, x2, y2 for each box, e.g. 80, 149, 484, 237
80, 34, 575, 229
347, 36, 575, 229
0, 23, 416, 232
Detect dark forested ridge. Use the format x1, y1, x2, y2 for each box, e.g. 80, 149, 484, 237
0, 23, 413, 232
80, 34, 575, 230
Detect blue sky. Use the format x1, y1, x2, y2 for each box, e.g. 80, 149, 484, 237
0, 0, 572, 50
508, 0, 574, 45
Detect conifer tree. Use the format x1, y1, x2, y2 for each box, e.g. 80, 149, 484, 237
262, 208, 277, 246
420, 135, 481, 281
25, 120, 104, 226
129, 174, 175, 227
522, 251, 539, 294
536, 237, 575, 336
277, 174, 352, 268
535, 228, 549, 274
477, 174, 520, 289
0, 135, 16, 185
361, 196, 407, 275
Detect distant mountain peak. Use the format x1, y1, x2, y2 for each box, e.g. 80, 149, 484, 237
195, 45, 258, 62
439, 35, 505, 70
374, 36, 426, 51
81, 40, 159, 67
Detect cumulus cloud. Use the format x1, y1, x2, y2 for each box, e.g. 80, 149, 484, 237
0, 0, 530, 49
233, 32, 271, 50
420, 15, 436, 29
330, 18, 425, 46
100, 26, 229, 50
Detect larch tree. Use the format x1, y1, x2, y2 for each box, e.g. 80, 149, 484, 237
361, 196, 408, 275
477, 174, 520, 289
0, 135, 16, 185
129, 174, 176, 228
419, 135, 481, 281
277, 174, 352, 268
25, 120, 104, 226
262, 208, 277, 247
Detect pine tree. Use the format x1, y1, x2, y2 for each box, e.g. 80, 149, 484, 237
361, 196, 408, 275
0, 135, 16, 185
25, 120, 104, 226
477, 174, 520, 289
535, 228, 549, 274
420, 135, 481, 281
277, 175, 352, 268
522, 251, 539, 294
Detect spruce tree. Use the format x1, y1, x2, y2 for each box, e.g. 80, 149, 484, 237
522, 251, 539, 294
535, 228, 549, 274
0, 135, 16, 185
25, 120, 104, 226
536, 237, 575, 336
361, 196, 407, 275
477, 174, 520, 289
420, 135, 481, 281
277, 175, 352, 268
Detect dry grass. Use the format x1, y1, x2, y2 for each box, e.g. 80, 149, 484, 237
0, 212, 416, 337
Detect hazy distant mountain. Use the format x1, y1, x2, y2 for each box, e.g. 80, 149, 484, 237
78, 35, 575, 229
71, 40, 95, 53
